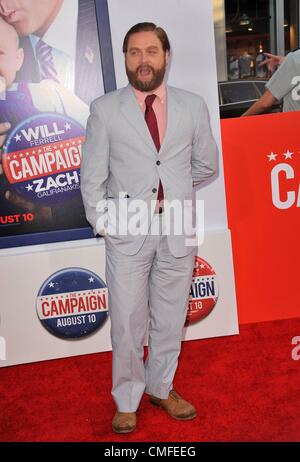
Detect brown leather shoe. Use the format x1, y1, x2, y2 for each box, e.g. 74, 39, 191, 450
150, 389, 197, 420
112, 411, 136, 434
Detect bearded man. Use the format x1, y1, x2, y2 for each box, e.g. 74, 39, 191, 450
81, 22, 218, 434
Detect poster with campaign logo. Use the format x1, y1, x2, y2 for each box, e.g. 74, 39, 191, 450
186, 256, 219, 326
0, 0, 116, 247
36, 267, 108, 339
2, 114, 83, 204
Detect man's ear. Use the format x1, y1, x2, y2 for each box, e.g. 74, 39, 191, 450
16, 48, 24, 72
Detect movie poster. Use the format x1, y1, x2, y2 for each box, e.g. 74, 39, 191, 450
0, 0, 114, 247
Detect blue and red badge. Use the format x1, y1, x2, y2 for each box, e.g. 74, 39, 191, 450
1, 113, 84, 205
36, 267, 108, 339
186, 256, 219, 325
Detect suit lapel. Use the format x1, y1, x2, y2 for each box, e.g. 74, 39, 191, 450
119, 84, 183, 155
159, 86, 182, 156
119, 85, 157, 153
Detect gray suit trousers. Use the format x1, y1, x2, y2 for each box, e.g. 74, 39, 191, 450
105, 213, 196, 412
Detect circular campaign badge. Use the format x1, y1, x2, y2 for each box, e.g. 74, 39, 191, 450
185, 256, 219, 326
36, 268, 108, 339
1, 113, 84, 205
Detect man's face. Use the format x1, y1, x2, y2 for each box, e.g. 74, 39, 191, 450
0, 17, 23, 88
125, 30, 169, 92
0, 0, 61, 36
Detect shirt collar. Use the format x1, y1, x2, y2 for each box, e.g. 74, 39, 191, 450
132, 81, 167, 106
30, 0, 78, 59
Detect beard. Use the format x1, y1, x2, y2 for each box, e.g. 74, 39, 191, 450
126, 62, 166, 92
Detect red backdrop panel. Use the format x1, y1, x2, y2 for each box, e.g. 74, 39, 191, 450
221, 112, 300, 323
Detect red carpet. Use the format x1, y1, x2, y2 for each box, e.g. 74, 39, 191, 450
0, 318, 300, 442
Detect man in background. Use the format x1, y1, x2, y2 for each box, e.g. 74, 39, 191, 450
243, 50, 300, 116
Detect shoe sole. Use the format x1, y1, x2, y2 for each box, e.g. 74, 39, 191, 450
112, 425, 136, 434
150, 398, 197, 420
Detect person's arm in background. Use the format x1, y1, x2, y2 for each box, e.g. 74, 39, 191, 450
259, 53, 285, 73
242, 51, 285, 116
242, 89, 278, 116
243, 51, 299, 117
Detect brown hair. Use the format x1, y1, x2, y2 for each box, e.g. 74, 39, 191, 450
122, 22, 170, 53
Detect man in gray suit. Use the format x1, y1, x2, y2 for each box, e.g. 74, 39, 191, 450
81, 22, 218, 433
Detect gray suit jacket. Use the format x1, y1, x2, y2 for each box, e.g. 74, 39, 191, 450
80, 84, 218, 257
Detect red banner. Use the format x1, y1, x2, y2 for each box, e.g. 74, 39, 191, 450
221, 112, 300, 323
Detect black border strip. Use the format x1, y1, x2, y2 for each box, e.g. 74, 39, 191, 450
95, 0, 117, 93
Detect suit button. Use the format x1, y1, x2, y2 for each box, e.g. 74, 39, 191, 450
152, 188, 157, 193
156, 160, 161, 165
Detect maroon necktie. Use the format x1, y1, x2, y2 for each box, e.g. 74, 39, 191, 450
144, 94, 164, 207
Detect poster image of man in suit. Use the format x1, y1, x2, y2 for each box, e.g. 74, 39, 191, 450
0, 0, 104, 104
81, 22, 218, 433
0, 0, 107, 239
